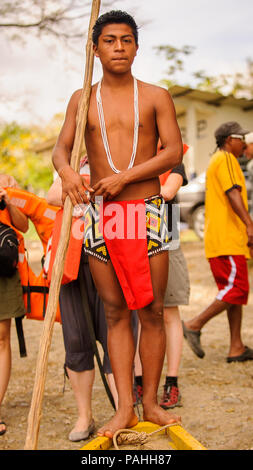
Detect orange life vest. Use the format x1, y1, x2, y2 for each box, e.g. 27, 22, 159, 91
44, 160, 89, 286
45, 209, 84, 285
0, 188, 61, 323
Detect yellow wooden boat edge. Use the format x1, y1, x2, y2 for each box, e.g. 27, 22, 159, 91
168, 425, 206, 450
80, 421, 206, 451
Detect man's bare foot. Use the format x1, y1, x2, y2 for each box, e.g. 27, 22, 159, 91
143, 403, 181, 427
97, 407, 138, 438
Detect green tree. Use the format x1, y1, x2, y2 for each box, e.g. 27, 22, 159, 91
154, 44, 194, 88
155, 44, 253, 99
194, 58, 253, 98
0, 122, 54, 193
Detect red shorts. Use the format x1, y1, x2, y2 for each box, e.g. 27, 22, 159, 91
209, 255, 249, 305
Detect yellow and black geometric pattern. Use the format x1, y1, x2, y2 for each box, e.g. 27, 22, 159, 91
83, 195, 170, 262
83, 201, 109, 262
146, 196, 170, 256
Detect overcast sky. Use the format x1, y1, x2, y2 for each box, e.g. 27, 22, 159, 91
1, 0, 252, 126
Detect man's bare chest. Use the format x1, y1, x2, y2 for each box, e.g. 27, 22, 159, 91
86, 95, 156, 136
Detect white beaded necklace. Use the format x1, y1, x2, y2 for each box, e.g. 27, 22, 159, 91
96, 77, 139, 174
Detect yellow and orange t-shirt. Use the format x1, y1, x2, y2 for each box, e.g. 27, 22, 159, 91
204, 150, 250, 259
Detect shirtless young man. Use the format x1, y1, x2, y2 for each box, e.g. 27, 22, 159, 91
52, 10, 183, 437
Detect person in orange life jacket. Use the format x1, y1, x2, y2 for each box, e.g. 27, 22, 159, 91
46, 158, 119, 442
0, 179, 28, 437
183, 122, 253, 362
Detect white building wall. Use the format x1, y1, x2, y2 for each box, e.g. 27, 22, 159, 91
174, 97, 253, 177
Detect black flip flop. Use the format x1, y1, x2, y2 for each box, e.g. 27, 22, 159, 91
0, 421, 6, 436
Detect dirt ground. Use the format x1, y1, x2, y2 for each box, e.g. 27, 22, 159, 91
1, 236, 253, 451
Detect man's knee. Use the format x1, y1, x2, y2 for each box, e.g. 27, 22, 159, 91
140, 300, 164, 326
104, 301, 130, 328
149, 300, 164, 316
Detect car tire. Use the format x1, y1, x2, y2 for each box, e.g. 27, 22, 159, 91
192, 205, 205, 240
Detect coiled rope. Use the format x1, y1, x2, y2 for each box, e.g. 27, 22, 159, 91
112, 422, 180, 450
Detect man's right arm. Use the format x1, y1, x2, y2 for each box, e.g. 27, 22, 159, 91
226, 188, 253, 247
52, 89, 93, 206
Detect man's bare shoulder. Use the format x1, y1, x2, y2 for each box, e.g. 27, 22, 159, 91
71, 83, 99, 104
65, 89, 83, 117
69, 88, 83, 105
138, 80, 173, 105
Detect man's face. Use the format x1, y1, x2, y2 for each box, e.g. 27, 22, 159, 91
93, 23, 138, 74
228, 135, 247, 158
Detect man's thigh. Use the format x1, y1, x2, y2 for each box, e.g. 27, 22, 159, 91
88, 250, 168, 311
149, 250, 169, 305
88, 256, 127, 311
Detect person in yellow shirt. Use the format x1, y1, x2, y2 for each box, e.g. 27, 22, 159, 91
182, 121, 253, 363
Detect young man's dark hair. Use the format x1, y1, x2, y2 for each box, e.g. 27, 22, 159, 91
92, 10, 139, 46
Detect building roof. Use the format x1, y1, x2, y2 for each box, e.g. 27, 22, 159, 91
169, 85, 253, 111
33, 136, 57, 153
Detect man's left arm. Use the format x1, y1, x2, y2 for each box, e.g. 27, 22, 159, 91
216, 154, 253, 247
226, 188, 253, 247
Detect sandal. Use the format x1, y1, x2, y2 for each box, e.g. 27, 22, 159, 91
227, 345, 253, 363
182, 321, 205, 358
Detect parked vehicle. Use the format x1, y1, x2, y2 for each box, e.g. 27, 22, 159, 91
176, 172, 206, 239
176, 156, 253, 240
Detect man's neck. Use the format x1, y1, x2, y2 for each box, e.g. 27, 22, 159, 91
221, 145, 237, 159
101, 70, 134, 89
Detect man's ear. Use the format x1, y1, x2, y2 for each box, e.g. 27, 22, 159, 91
93, 43, 99, 57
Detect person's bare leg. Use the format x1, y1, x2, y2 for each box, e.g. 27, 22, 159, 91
139, 252, 181, 425
67, 368, 94, 434
0, 319, 11, 434
226, 304, 245, 357
88, 257, 138, 437
106, 373, 119, 409
184, 299, 228, 331
164, 306, 183, 376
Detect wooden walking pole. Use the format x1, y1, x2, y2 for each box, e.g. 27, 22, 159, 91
24, 0, 101, 450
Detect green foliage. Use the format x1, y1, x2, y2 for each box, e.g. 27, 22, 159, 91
155, 44, 253, 99
194, 58, 253, 98
0, 122, 54, 193
154, 44, 194, 84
